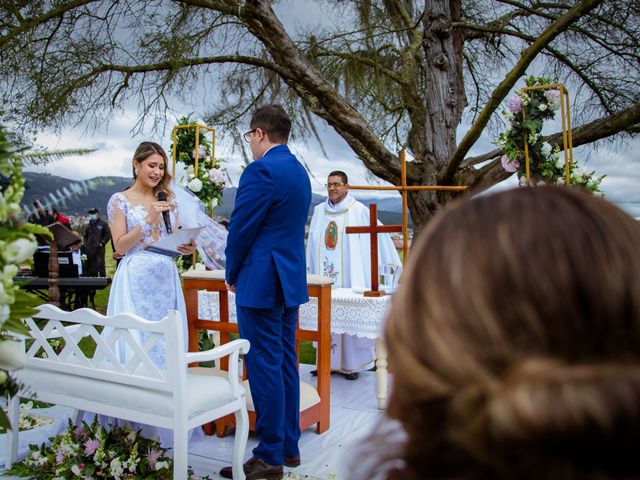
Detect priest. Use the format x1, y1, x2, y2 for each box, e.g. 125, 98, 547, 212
306, 171, 402, 380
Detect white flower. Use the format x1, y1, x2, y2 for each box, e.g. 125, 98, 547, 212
540, 142, 552, 157
187, 178, 203, 193
573, 167, 588, 180
519, 176, 529, 187
211, 197, 218, 208
2, 264, 19, 282
556, 177, 566, 185
0, 304, 10, 323
4, 237, 37, 263
555, 156, 566, 170
0, 282, 8, 303
110, 458, 124, 477
155, 460, 170, 471
538, 103, 548, 111
186, 165, 194, 176
71, 464, 82, 476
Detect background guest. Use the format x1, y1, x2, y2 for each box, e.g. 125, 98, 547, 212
52, 208, 71, 229
82, 208, 112, 277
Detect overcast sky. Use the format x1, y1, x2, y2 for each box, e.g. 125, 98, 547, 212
24, 0, 640, 219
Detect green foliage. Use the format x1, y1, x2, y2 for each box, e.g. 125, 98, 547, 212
495, 76, 605, 194
18, 148, 97, 166
0, 124, 53, 430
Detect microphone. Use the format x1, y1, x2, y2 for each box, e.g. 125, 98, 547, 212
156, 191, 172, 234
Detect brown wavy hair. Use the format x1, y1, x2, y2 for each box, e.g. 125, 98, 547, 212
132, 141, 173, 199
372, 186, 640, 480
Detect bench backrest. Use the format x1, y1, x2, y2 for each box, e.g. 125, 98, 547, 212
25, 304, 185, 394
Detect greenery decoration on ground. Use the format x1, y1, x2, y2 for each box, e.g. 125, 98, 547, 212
6, 417, 210, 479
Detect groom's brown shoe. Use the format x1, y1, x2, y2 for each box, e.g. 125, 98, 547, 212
219, 456, 283, 480
284, 454, 301, 467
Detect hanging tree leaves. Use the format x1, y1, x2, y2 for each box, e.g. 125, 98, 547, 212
0, 0, 638, 229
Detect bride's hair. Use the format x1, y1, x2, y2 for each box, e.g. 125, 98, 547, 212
132, 141, 173, 198
362, 186, 640, 480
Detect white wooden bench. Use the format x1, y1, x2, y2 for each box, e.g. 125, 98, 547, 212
5, 304, 249, 480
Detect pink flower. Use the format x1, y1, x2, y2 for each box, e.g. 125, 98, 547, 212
146, 448, 162, 469
74, 425, 85, 437
544, 90, 561, 111
55, 446, 67, 463
507, 95, 522, 114
84, 439, 100, 456
501, 155, 519, 173
208, 168, 226, 186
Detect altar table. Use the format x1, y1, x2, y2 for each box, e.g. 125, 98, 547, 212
199, 287, 392, 409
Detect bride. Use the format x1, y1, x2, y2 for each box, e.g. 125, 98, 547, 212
102, 141, 227, 444
107, 141, 227, 366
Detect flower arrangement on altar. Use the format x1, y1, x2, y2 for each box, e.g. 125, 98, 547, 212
170, 117, 227, 212
0, 125, 50, 430
495, 76, 604, 194
6, 417, 210, 479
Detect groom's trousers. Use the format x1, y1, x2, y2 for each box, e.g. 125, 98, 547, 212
236, 304, 301, 466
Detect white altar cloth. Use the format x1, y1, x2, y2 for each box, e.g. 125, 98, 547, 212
198, 287, 392, 339
198, 287, 393, 408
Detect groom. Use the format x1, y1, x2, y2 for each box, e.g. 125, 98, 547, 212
222, 105, 312, 480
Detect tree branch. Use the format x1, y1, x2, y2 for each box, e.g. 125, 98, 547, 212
0, 0, 99, 49
443, 0, 604, 183
237, 0, 400, 183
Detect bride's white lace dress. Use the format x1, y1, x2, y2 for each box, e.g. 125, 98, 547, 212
106, 192, 186, 369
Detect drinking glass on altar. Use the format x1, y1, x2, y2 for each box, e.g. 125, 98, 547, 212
379, 263, 399, 291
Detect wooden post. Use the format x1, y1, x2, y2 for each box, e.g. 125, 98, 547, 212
349, 148, 468, 263
47, 240, 60, 308
345, 204, 402, 297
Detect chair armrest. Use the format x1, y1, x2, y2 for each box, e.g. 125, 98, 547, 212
184, 339, 250, 364
185, 339, 250, 398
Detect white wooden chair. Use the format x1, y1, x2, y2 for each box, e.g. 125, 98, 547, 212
6, 304, 249, 480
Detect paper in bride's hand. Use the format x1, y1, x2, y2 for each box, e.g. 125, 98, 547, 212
144, 226, 205, 257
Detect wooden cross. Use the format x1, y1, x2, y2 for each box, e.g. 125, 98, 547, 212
346, 203, 402, 297
349, 149, 468, 264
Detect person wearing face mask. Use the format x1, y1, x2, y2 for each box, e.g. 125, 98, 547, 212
82, 207, 111, 277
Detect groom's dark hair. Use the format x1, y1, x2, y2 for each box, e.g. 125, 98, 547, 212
250, 104, 291, 143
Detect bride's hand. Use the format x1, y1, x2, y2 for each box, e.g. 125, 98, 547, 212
146, 200, 171, 224
177, 239, 196, 255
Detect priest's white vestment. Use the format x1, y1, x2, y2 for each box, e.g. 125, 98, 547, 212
306, 193, 402, 373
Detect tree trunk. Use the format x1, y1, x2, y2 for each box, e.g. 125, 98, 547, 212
410, 0, 467, 233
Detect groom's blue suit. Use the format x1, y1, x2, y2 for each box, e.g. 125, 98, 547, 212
225, 144, 311, 466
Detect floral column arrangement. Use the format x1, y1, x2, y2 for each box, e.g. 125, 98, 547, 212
170, 117, 227, 214
495, 76, 604, 194
0, 125, 51, 429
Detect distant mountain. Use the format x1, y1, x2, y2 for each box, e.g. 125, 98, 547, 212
21, 172, 412, 227
22, 172, 132, 218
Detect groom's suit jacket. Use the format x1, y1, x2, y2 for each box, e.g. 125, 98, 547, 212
225, 144, 311, 308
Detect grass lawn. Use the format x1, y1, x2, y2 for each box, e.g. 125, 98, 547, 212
93, 245, 317, 365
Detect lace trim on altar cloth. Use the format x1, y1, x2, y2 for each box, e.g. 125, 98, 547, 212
197, 288, 391, 339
